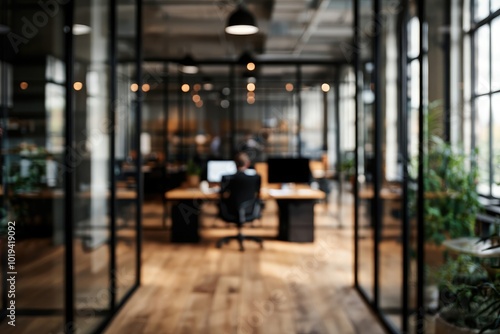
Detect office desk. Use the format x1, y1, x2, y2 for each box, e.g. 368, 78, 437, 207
165, 187, 325, 243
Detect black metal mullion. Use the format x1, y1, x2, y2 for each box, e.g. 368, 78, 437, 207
417, 0, 428, 331
109, 0, 117, 311
373, 0, 382, 308
63, 1, 75, 332
229, 64, 235, 156
162, 62, 169, 228
444, 0, 451, 143
322, 85, 328, 153
471, 0, 476, 153
178, 72, 184, 162
353, 0, 360, 290
471, 7, 500, 31
489, 20, 493, 196
135, 0, 143, 287
399, 0, 409, 331
296, 64, 302, 156
334, 68, 342, 228
0, 0, 10, 319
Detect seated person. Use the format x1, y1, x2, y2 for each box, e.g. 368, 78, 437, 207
219, 152, 263, 226
217, 152, 263, 248
220, 152, 261, 197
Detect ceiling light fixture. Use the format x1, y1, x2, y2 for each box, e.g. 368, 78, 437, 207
179, 54, 198, 74
225, 4, 259, 35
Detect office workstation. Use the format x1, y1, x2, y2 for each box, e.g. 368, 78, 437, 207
165, 157, 326, 244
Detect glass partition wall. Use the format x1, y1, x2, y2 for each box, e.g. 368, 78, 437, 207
354, 0, 498, 334
140, 62, 344, 229
0, 1, 141, 333
143, 62, 342, 162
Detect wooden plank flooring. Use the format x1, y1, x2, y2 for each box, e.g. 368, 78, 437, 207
104, 223, 387, 334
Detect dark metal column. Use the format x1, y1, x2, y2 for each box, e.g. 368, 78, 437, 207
296, 65, 302, 156
0, 0, 10, 319
322, 88, 328, 152
353, 0, 360, 289
109, 0, 117, 310
443, 0, 451, 143
373, 0, 382, 308
177, 72, 184, 162
399, 0, 410, 331
417, 0, 429, 331
135, 0, 143, 287
334, 69, 342, 227
229, 64, 236, 156
162, 63, 169, 228
63, 1, 75, 331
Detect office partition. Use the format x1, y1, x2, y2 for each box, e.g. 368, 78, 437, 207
0, 1, 142, 333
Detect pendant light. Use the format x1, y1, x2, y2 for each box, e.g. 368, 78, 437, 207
179, 54, 198, 74
225, 4, 259, 35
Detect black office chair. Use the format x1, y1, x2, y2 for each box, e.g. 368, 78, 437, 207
216, 173, 263, 251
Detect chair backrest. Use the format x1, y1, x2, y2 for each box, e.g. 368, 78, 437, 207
219, 172, 261, 224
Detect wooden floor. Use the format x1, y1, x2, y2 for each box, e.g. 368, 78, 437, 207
104, 200, 387, 334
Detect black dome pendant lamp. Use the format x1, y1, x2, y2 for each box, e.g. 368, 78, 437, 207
225, 2, 259, 35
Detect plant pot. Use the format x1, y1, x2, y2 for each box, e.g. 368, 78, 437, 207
425, 284, 439, 311
435, 313, 500, 334
186, 174, 200, 188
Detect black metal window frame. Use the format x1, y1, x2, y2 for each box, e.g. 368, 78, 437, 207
467, 2, 500, 199
0, 1, 142, 332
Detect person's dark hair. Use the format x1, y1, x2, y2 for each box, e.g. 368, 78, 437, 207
234, 152, 250, 169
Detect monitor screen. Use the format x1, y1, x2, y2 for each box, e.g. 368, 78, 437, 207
267, 157, 311, 184
207, 160, 237, 182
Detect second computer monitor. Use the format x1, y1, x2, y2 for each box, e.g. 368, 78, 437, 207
267, 157, 311, 184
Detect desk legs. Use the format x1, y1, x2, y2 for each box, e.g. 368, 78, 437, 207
277, 200, 315, 242
171, 200, 200, 243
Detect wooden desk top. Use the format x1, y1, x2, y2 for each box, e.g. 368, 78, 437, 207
11, 188, 136, 200
165, 187, 325, 201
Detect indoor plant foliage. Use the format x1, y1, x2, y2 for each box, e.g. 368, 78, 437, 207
185, 159, 201, 187
424, 136, 480, 246
436, 255, 500, 333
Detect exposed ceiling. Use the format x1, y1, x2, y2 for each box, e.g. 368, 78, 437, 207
142, 0, 354, 62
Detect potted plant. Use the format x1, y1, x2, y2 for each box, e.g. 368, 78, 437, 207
338, 152, 355, 189
185, 159, 201, 188
434, 255, 500, 333
423, 136, 480, 246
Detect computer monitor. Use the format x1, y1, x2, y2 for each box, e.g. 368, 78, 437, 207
267, 157, 311, 184
207, 160, 237, 182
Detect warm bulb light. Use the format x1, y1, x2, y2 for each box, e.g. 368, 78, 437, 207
20, 82, 28, 90
181, 84, 190, 92
192, 94, 201, 103
247, 91, 255, 98
321, 83, 330, 92
247, 96, 255, 104
73, 82, 83, 91
247, 82, 256, 92
246, 62, 255, 71
142, 83, 150, 92
195, 100, 203, 108
130, 83, 139, 92
193, 83, 201, 91
285, 83, 294, 92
